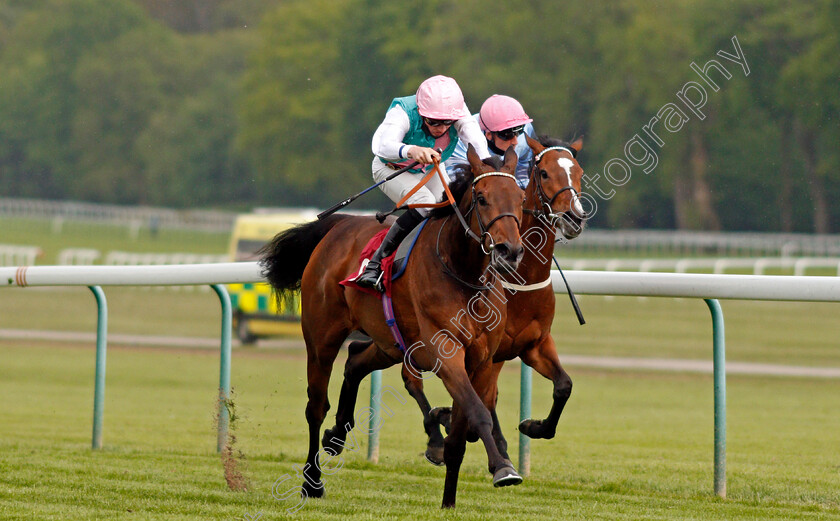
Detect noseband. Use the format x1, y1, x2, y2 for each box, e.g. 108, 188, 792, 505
526, 146, 580, 224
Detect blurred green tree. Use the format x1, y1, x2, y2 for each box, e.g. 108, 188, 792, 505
0, 0, 149, 199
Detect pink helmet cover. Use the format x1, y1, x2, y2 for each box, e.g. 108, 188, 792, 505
478, 94, 533, 132
416, 75, 470, 120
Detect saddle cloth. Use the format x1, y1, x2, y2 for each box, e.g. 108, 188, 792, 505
339, 219, 429, 297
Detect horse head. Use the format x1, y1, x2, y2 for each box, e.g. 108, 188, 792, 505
525, 135, 587, 240
464, 144, 525, 273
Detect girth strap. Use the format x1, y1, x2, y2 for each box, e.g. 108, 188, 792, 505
382, 293, 418, 367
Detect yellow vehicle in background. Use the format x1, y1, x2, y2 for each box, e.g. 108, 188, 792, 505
227, 209, 318, 343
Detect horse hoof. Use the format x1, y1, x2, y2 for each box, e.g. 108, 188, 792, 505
429, 407, 452, 433
492, 466, 523, 488
321, 426, 345, 455
301, 480, 325, 498
424, 445, 445, 466
518, 419, 554, 439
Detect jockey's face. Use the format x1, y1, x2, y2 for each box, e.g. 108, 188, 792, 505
486, 131, 518, 151
423, 117, 453, 138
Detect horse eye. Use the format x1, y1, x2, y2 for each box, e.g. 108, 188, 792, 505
477, 194, 488, 206
540, 169, 548, 179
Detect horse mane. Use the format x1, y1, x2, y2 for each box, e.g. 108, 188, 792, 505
428, 156, 504, 219
538, 135, 578, 158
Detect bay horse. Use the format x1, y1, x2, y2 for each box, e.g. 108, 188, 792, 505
356, 135, 587, 465
261, 146, 525, 508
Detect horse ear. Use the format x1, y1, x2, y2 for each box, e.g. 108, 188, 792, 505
466, 143, 483, 173
503, 145, 518, 171
569, 135, 584, 153
525, 134, 543, 154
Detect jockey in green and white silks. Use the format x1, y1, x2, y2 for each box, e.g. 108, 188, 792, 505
355, 75, 490, 292
445, 95, 535, 189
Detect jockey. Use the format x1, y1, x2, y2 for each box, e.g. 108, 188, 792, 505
354, 75, 490, 292
445, 94, 535, 189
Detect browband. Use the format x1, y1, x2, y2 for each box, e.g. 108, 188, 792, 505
534, 146, 575, 162
473, 172, 517, 184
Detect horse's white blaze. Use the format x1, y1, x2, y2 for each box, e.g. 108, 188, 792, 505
556, 157, 584, 216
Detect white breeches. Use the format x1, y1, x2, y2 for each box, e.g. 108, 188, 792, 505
372, 158, 449, 217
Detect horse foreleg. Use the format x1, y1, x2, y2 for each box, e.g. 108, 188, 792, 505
322, 340, 397, 455
438, 360, 521, 509
400, 364, 446, 466
518, 335, 573, 439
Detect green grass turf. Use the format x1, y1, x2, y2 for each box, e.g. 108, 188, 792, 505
0, 341, 838, 520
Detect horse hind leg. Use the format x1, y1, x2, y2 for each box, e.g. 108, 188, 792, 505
322, 340, 397, 456
400, 364, 447, 466
300, 325, 348, 499
518, 336, 573, 440
441, 404, 468, 508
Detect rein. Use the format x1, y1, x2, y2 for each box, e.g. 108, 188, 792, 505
435, 216, 494, 291
378, 159, 521, 291
382, 161, 521, 254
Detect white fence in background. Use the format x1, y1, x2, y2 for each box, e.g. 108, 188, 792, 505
5, 198, 840, 255
102, 251, 229, 266
101, 252, 230, 292
559, 257, 840, 276
563, 229, 840, 257
0, 197, 236, 232
7, 240, 840, 279
57, 248, 101, 265
0, 245, 43, 266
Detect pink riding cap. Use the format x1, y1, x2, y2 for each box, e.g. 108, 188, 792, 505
478, 94, 533, 132
416, 75, 470, 120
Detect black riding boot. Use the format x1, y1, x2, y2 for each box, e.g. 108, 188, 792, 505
355, 209, 424, 292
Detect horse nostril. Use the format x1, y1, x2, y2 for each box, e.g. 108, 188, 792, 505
496, 243, 521, 263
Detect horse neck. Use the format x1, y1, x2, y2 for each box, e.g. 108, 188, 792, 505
440, 199, 490, 287
518, 185, 556, 283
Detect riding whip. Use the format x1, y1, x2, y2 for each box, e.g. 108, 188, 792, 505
552, 256, 586, 325
317, 160, 421, 220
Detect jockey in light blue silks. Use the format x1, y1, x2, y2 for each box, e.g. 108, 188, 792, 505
445, 94, 535, 189
354, 75, 490, 292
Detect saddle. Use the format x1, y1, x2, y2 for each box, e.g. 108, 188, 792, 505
340, 219, 429, 297
339, 220, 429, 361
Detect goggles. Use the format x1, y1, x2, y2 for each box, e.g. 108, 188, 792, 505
423, 117, 456, 128
495, 125, 525, 141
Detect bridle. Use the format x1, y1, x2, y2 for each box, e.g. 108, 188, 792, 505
455, 171, 521, 255
524, 146, 581, 226
520, 145, 588, 324
436, 170, 521, 290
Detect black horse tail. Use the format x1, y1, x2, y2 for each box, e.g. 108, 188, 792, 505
259, 214, 352, 301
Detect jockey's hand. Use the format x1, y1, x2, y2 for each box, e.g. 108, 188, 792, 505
406, 146, 440, 165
